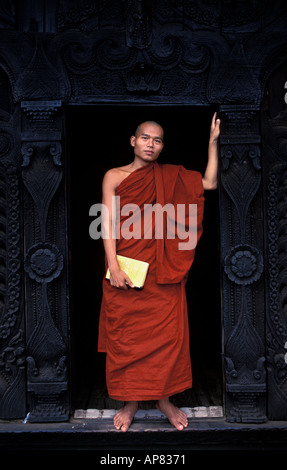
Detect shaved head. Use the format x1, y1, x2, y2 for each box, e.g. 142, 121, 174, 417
134, 121, 164, 140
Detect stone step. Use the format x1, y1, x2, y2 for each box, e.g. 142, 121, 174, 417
74, 405, 223, 420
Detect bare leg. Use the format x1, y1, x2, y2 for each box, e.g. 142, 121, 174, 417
113, 401, 138, 432
157, 397, 188, 431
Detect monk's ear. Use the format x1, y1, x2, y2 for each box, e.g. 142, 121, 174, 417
130, 136, 136, 147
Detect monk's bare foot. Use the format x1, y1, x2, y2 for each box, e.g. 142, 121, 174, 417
157, 398, 188, 431
113, 401, 138, 432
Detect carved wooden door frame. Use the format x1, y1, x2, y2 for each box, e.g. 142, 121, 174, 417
0, 103, 26, 419
262, 105, 287, 420
0, 0, 287, 424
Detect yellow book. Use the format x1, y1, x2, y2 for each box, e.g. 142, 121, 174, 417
106, 255, 149, 289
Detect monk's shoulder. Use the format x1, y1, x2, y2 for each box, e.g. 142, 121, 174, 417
103, 165, 131, 189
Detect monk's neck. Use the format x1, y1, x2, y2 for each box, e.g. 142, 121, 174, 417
130, 159, 155, 171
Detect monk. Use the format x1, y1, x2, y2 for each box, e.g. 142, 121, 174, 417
98, 113, 220, 432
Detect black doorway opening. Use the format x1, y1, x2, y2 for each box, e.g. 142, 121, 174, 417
66, 105, 222, 413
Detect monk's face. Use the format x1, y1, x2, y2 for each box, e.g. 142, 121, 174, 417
130, 123, 164, 164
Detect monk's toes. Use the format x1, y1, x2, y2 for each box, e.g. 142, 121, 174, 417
113, 416, 131, 431
179, 412, 188, 426
113, 416, 122, 430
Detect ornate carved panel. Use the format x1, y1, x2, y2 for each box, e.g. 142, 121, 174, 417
21, 101, 70, 422
61, 28, 211, 103
219, 105, 266, 422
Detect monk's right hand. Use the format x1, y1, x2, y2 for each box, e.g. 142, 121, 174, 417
109, 268, 134, 290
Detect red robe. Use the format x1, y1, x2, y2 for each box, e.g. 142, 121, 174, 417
98, 161, 204, 401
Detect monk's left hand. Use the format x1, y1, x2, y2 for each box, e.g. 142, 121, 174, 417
209, 112, 220, 144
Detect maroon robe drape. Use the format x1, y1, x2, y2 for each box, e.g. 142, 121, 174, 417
98, 161, 204, 401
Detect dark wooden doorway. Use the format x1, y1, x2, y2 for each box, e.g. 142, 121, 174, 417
66, 105, 222, 413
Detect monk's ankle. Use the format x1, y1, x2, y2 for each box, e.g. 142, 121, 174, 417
124, 401, 138, 411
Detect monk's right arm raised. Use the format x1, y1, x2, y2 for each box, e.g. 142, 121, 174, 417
102, 170, 134, 290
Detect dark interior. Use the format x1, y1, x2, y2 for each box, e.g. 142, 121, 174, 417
66, 105, 222, 411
